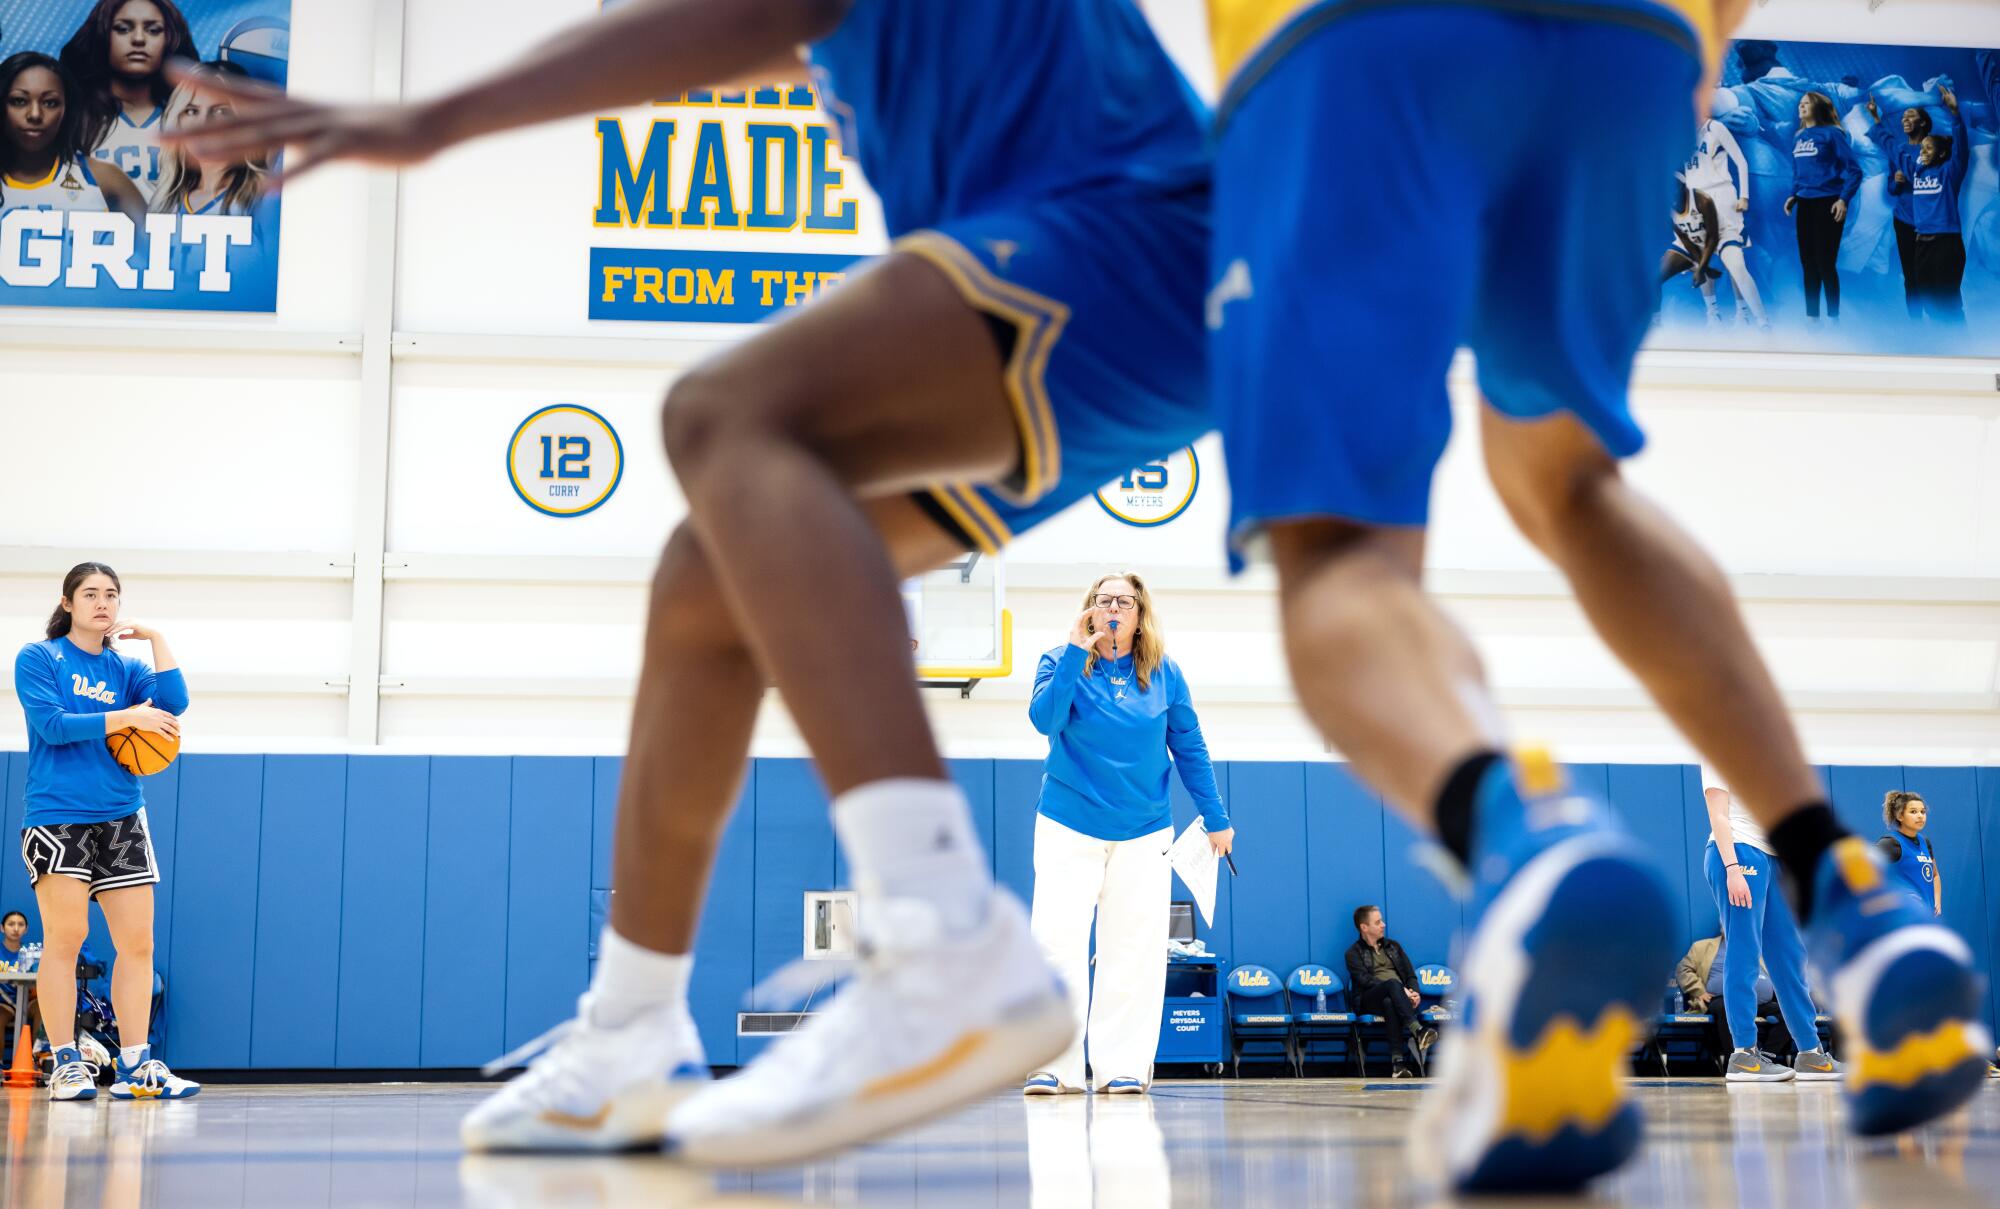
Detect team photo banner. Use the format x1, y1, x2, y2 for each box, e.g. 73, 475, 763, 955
1658, 38, 1999, 356
0, 0, 290, 313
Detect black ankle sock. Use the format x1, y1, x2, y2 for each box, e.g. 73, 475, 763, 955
1434, 750, 1504, 867
1769, 803, 1847, 920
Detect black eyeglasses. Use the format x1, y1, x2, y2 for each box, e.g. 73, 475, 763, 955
1092, 595, 1138, 610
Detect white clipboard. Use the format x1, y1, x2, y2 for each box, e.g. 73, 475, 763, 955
1168, 818, 1219, 926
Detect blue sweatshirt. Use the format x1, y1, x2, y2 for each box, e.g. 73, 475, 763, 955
1867, 121, 1919, 227
1791, 125, 1861, 202
14, 637, 188, 826
1028, 643, 1225, 841
1874, 115, 1971, 236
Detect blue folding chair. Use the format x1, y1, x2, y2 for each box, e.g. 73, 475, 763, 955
1225, 964, 1296, 1077
1287, 965, 1358, 1075
1414, 963, 1457, 1027
1652, 982, 1716, 1075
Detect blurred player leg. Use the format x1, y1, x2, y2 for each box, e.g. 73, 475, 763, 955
463, 499, 965, 1151
655, 251, 1070, 1167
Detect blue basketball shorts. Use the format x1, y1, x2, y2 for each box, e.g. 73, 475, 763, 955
899, 182, 1214, 552
1208, 5, 1698, 563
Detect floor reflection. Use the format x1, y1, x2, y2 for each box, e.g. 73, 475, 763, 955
0, 1079, 1994, 1208
1022, 1095, 1171, 1209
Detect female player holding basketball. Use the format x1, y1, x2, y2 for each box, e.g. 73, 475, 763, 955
1024, 572, 1229, 1096
59, 0, 195, 203
13, 562, 196, 1101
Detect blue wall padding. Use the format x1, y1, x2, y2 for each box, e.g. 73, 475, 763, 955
0, 753, 1990, 1067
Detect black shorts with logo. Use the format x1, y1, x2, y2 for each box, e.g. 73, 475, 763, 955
21, 810, 160, 897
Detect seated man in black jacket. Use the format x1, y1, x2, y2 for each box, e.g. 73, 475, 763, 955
1344, 905, 1437, 1077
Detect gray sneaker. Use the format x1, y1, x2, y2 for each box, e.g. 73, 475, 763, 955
1725, 1048, 1795, 1082
1793, 1049, 1842, 1081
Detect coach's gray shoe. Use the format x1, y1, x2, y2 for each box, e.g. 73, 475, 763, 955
1793, 1049, 1842, 1081
1725, 1048, 1795, 1082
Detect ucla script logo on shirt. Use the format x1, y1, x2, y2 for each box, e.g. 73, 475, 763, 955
507, 405, 624, 518
71, 674, 116, 704
1095, 447, 1199, 529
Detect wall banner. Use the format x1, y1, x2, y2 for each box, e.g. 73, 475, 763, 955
1658, 39, 1998, 356
584, 38, 882, 326
1, 0, 290, 312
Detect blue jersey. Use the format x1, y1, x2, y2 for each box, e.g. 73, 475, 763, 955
13, 637, 188, 826
1879, 833, 1937, 905
1027, 644, 1226, 841
1790, 125, 1860, 201
806, 0, 1207, 237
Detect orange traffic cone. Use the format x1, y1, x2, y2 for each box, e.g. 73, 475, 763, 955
3, 1017, 37, 1087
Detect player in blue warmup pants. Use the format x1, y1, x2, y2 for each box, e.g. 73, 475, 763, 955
1205, 0, 1989, 1191
1701, 768, 1838, 1081
177, 0, 1215, 1166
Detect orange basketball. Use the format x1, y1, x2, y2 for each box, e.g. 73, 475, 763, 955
107, 727, 180, 777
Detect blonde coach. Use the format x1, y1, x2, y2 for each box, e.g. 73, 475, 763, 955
1023, 572, 1231, 1095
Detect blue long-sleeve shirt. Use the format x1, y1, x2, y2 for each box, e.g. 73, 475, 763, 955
15, 637, 187, 826
1791, 125, 1861, 202
1028, 643, 1225, 841
1873, 114, 1971, 235
1866, 120, 1919, 227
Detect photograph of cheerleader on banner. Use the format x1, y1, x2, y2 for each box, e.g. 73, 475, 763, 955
0, 0, 290, 312
1658, 38, 1998, 357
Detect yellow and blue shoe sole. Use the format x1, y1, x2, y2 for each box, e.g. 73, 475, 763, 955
110, 1081, 199, 1100
1426, 837, 1676, 1193
1837, 929, 1990, 1136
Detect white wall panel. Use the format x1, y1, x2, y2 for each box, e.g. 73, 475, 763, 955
0, 348, 359, 552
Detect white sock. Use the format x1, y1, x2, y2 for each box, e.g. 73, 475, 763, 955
833, 779, 992, 934
586, 927, 692, 1029
120, 1045, 147, 1067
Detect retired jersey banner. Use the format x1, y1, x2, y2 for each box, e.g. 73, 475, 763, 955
1657, 39, 1999, 356
0, 0, 290, 312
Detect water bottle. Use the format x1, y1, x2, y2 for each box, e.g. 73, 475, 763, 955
1671, 988, 1684, 1014
1316, 990, 1328, 1013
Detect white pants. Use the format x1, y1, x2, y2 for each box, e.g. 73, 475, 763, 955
1029, 814, 1172, 1088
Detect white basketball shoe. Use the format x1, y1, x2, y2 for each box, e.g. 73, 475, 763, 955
461, 996, 709, 1152
666, 888, 1072, 1168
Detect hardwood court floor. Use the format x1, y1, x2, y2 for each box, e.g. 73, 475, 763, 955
3, 1078, 1997, 1208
